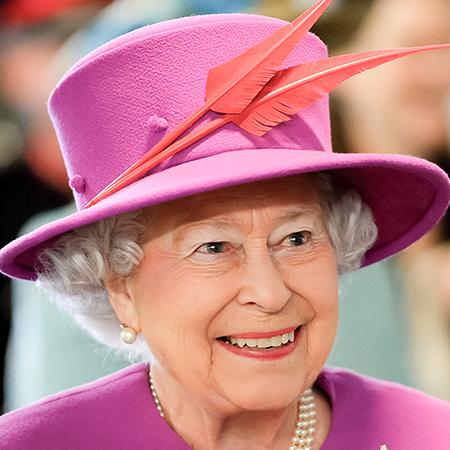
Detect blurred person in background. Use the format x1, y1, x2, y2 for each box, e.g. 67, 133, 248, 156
332, 0, 450, 159
2, 0, 258, 412
0, 0, 112, 413
256, 0, 450, 399
322, 0, 450, 398
330, 0, 450, 400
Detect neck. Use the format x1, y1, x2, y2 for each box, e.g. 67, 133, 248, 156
150, 365, 331, 450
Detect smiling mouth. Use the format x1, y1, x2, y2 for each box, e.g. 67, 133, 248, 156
217, 326, 301, 350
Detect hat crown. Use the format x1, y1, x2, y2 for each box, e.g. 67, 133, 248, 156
48, 14, 331, 209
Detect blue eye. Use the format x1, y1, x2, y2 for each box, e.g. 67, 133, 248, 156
203, 242, 225, 254
286, 231, 310, 246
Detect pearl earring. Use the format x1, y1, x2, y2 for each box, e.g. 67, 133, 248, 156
120, 323, 137, 344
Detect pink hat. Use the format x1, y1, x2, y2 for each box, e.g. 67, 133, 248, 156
0, 4, 449, 280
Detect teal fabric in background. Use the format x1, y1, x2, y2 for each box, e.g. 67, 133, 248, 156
4, 204, 129, 411
328, 258, 413, 386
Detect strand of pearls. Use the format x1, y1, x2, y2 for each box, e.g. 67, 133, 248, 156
149, 371, 317, 450
149, 372, 165, 418
289, 388, 317, 450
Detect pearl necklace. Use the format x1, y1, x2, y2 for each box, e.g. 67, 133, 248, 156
149, 371, 317, 450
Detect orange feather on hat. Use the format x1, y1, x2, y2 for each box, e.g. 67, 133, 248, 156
231, 44, 450, 136
86, 0, 450, 207
88, 42, 450, 206
87, 0, 334, 207
205, 0, 334, 114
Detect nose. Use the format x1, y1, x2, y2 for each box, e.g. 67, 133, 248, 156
236, 249, 292, 313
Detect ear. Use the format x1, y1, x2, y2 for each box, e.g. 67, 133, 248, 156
105, 276, 141, 332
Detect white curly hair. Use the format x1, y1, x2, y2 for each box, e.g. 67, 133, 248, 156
37, 172, 378, 361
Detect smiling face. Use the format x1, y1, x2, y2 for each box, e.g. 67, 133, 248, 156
109, 174, 339, 412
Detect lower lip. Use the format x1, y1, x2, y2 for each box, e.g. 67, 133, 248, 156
217, 327, 302, 361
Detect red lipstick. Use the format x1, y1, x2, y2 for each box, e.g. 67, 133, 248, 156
217, 326, 302, 361
226, 325, 298, 339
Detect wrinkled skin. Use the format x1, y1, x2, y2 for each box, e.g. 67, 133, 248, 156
107, 174, 337, 449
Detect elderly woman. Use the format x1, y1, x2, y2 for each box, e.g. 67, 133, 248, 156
0, 1, 449, 449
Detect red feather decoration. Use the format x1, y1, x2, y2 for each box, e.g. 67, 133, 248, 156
86, 0, 333, 207
206, 0, 334, 113
92, 43, 450, 195
231, 44, 450, 136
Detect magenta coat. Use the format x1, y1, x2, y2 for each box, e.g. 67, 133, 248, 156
0, 363, 449, 449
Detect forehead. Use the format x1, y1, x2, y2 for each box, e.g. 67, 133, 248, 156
147, 174, 323, 232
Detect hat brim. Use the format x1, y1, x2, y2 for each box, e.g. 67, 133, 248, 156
1, 148, 448, 280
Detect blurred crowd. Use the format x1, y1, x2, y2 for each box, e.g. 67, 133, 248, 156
0, 0, 449, 413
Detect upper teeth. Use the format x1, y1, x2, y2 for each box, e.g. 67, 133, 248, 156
229, 331, 295, 348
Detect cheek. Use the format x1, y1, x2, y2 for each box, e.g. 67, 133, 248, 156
131, 255, 237, 381
285, 248, 339, 371
284, 245, 339, 311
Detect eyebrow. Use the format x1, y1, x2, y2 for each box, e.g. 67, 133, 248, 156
274, 207, 320, 222
176, 218, 239, 235
176, 207, 320, 232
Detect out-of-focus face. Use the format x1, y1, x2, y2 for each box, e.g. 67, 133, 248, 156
118, 174, 338, 412
380, 0, 450, 155
338, 0, 450, 157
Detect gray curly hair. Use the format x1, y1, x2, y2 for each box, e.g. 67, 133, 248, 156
37, 173, 378, 361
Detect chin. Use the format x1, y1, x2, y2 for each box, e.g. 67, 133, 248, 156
216, 370, 306, 412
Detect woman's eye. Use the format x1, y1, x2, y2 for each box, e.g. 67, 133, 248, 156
283, 231, 311, 247
198, 242, 226, 254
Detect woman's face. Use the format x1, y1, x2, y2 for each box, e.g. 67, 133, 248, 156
118, 174, 338, 411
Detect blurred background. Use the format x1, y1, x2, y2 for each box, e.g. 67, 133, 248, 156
0, 0, 449, 413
